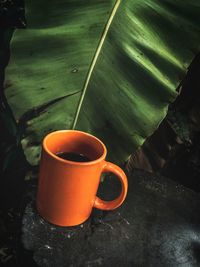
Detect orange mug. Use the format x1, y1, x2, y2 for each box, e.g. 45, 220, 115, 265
36, 130, 128, 226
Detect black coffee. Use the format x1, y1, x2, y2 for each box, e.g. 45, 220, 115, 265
56, 152, 91, 162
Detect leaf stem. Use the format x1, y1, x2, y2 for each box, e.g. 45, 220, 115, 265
72, 0, 121, 129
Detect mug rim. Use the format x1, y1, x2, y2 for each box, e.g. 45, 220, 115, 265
43, 130, 107, 165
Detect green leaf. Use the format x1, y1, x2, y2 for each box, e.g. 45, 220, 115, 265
5, 0, 200, 164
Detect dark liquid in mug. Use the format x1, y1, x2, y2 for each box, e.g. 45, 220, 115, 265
56, 152, 91, 162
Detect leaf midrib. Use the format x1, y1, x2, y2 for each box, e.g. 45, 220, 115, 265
72, 0, 121, 129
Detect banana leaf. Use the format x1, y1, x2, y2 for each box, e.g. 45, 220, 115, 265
5, 0, 200, 164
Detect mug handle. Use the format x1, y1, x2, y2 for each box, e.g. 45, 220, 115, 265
93, 161, 128, 210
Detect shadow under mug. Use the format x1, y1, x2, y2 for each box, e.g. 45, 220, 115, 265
36, 130, 128, 226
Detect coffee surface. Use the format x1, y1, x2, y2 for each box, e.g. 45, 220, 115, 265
56, 152, 91, 162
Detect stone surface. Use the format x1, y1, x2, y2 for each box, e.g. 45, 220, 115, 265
21, 170, 200, 267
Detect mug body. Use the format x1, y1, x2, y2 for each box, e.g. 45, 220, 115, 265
36, 130, 107, 226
